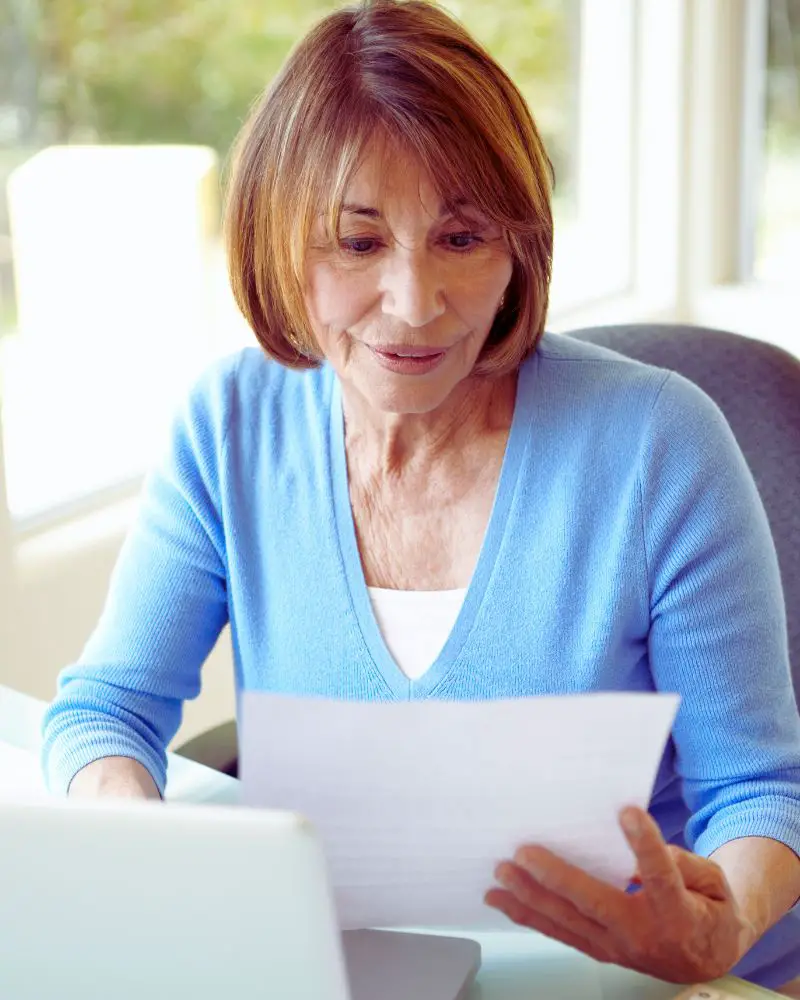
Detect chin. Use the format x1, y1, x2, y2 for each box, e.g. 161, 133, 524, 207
357, 373, 458, 415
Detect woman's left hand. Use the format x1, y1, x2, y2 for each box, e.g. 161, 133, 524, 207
485, 806, 755, 984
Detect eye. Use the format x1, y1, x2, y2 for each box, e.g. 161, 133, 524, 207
340, 238, 381, 256
444, 231, 484, 252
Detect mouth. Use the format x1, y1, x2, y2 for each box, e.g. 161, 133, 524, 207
372, 344, 447, 357
367, 343, 449, 375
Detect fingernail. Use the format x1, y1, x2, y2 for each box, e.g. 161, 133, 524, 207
621, 809, 641, 836
515, 848, 544, 879
495, 862, 512, 884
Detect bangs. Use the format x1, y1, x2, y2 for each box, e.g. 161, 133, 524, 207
307, 101, 549, 255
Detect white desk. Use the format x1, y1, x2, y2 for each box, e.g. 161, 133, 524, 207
0, 684, 777, 1000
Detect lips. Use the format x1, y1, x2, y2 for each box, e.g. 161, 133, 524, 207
366, 343, 449, 375
370, 344, 447, 357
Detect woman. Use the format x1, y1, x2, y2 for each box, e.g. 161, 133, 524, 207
42, 0, 800, 991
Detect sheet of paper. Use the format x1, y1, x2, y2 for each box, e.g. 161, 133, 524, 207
0, 742, 50, 801
241, 692, 679, 930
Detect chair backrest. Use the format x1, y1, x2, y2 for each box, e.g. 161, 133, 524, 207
566, 324, 800, 704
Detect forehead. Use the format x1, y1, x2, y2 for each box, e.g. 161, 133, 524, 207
342, 140, 464, 219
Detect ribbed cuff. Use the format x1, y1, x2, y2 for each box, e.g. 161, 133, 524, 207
41, 728, 167, 798
693, 804, 800, 873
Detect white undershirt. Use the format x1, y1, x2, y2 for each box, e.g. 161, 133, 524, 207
367, 587, 468, 680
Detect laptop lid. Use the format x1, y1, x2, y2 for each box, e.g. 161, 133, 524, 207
0, 799, 350, 1000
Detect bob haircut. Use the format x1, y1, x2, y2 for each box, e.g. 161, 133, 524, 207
224, 0, 554, 375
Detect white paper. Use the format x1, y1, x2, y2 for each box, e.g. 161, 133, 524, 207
241, 692, 679, 930
0, 742, 50, 801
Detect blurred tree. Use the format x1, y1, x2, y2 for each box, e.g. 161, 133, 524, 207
0, 0, 575, 336
31, 0, 575, 179
767, 0, 800, 150
1, 0, 38, 142
37, 0, 321, 146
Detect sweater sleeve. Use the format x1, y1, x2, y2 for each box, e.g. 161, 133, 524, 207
40, 360, 234, 796
641, 372, 800, 860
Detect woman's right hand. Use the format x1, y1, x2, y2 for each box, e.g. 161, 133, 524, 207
67, 756, 161, 800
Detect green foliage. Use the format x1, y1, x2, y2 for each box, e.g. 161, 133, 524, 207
766, 0, 800, 153
38, 0, 325, 148
0, 0, 575, 337
455, 0, 575, 182
33, 0, 575, 177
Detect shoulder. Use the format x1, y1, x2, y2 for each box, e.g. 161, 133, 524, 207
528, 334, 744, 503
534, 332, 727, 438
534, 332, 670, 418
182, 348, 331, 445
535, 331, 668, 391
160, 348, 332, 502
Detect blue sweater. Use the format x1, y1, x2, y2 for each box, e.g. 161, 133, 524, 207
42, 333, 800, 987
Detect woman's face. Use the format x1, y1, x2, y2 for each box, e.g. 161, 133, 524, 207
305, 143, 513, 415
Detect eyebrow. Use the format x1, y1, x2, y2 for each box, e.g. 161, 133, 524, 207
341, 197, 473, 220
341, 204, 382, 218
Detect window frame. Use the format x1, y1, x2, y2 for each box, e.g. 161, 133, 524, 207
549, 0, 637, 313
679, 0, 800, 359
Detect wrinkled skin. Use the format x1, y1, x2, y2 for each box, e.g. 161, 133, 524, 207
485, 806, 752, 984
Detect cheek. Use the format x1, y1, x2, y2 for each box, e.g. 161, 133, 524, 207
306, 262, 373, 332
452, 255, 513, 319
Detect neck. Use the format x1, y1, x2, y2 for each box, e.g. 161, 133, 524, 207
341, 372, 518, 479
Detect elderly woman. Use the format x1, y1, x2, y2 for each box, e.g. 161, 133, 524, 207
42, 0, 800, 992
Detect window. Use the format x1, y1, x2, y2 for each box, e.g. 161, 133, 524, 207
446, 0, 580, 219
0, 0, 632, 526
685, 0, 800, 358
755, 0, 800, 283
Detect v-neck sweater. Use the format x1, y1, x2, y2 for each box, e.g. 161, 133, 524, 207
41, 333, 800, 988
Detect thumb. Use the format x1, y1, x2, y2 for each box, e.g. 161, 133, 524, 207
669, 847, 731, 901
628, 846, 729, 901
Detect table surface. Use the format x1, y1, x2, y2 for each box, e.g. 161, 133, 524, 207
0, 684, 778, 1000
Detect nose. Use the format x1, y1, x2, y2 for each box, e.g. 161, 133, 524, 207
380, 249, 446, 329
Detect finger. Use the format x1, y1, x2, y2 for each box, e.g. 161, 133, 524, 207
620, 807, 684, 905
494, 861, 608, 940
670, 848, 731, 901
485, 888, 614, 965
629, 844, 682, 886
628, 844, 684, 884
627, 845, 729, 902
512, 845, 629, 926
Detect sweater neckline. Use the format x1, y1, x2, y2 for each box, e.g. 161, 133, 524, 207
328, 355, 538, 699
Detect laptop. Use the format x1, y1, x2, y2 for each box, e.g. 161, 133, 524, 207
0, 798, 480, 1000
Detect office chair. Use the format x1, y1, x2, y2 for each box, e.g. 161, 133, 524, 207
175, 324, 800, 777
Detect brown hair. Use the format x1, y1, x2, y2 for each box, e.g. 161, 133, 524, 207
224, 0, 554, 374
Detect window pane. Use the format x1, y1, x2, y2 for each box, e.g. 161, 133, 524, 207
756, 0, 800, 282
448, 0, 580, 218
0, 0, 579, 523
